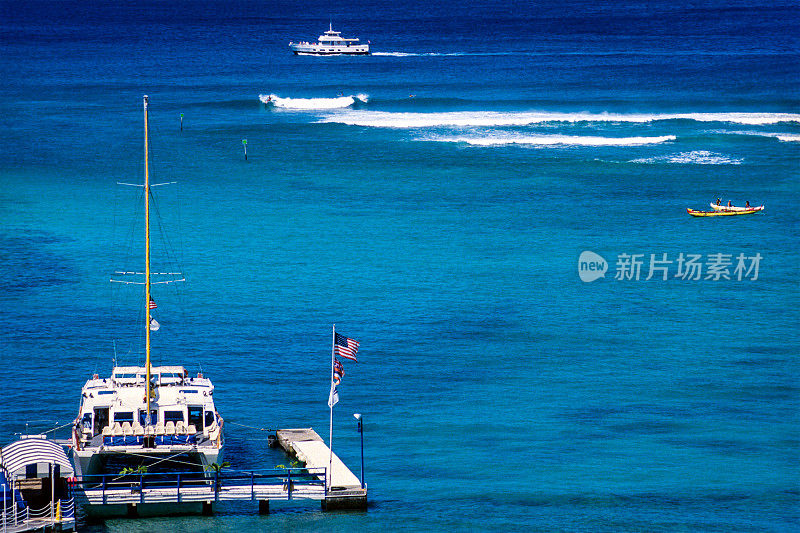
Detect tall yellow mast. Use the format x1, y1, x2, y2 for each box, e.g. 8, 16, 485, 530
144, 95, 152, 424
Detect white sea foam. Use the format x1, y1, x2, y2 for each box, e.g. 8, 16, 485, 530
318, 110, 800, 128
709, 130, 800, 142
740, 131, 800, 142
259, 93, 369, 110
371, 52, 428, 57
433, 134, 676, 147
631, 151, 743, 165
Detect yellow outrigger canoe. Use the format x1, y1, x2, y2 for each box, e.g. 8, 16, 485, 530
686, 207, 762, 217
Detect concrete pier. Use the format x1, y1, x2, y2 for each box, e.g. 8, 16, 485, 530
276, 428, 367, 510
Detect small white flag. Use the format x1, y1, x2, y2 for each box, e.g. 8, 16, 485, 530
149, 317, 160, 331
327, 384, 339, 408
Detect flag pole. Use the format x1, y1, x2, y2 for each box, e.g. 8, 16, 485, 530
328, 323, 336, 490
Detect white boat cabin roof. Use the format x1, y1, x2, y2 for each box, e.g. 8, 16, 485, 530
319, 29, 360, 43
82, 365, 213, 390
78, 365, 217, 420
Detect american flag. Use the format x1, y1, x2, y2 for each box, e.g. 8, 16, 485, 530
334, 333, 359, 362
149, 297, 157, 310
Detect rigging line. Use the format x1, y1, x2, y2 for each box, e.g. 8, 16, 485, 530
225, 421, 278, 432
176, 180, 186, 288
21, 420, 74, 435
112, 185, 146, 355
42, 421, 76, 434
113, 451, 206, 469
149, 189, 184, 283
147, 186, 191, 355
144, 111, 178, 275
108, 183, 121, 373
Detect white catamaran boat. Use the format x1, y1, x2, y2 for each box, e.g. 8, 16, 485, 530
71, 96, 223, 486
289, 23, 370, 55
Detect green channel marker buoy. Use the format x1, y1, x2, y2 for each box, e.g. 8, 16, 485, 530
180, 113, 184, 131
242, 139, 247, 161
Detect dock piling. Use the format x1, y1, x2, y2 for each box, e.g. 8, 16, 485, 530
258, 500, 270, 514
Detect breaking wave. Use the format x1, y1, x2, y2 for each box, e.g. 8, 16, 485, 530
724, 131, 800, 142
259, 93, 369, 110
630, 151, 743, 165
318, 110, 800, 128
706, 129, 800, 143
432, 134, 676, 147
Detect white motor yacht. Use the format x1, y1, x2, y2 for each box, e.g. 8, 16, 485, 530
290, 23, 370, 55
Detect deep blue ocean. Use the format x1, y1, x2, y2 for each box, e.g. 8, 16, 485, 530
2, 0, 799, 530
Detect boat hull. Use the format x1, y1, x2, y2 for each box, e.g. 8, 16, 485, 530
687, 207, 761, 217
71, 446, 222, 478
293, 50, 371, 55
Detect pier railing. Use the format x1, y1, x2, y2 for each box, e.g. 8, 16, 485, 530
71, 468, 328, 505
1, 498, 75, 533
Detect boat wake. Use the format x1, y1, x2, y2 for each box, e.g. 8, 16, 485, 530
372, 51, 521, 57
317, 110, 800, 128
431, 134, 676, 147
259, 93, 369, 110
373, 52, 474, 57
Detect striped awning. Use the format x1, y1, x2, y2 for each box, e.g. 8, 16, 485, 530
0, 437, 73, 477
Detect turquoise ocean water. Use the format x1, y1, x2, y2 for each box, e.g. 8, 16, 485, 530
2, 0, 799, 530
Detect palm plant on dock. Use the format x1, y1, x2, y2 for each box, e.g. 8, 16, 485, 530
205, 461, 230, 474
206, 461, 230, 491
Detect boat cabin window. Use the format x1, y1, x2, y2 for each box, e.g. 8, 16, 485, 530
160, 372, 184, 385
205, 411, 215, 427
94, 407, 109, 436
188, 406, 203, 429
164, 410, 184, 423
81, 413, 92, 430
139, 409, 158, 426
97, 390, 115, 396
113, 411, 134, 424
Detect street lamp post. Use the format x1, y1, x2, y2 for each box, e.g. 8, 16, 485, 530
353, 413, 364, 489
